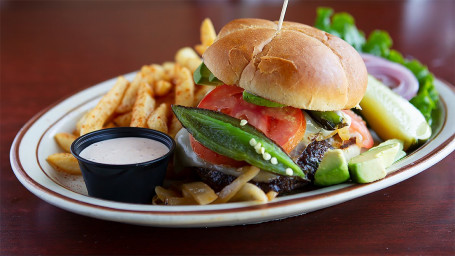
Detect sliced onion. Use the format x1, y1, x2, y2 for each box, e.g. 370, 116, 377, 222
361, 53, 419, 100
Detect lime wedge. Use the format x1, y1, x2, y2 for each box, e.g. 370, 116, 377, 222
360, 76, 431, 150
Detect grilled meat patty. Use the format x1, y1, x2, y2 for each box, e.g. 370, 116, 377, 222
297, 139, 333, 181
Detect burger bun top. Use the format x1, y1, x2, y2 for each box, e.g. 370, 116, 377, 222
202, 18, 368, 111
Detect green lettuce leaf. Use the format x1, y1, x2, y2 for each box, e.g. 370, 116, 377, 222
363, 30, 392, 57
315, 7, 439, 125
315, 8, 365, 51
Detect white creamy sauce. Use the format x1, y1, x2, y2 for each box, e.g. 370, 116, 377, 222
79, 137, 168, 165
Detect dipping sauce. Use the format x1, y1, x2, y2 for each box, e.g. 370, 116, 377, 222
79, 137, 169, 165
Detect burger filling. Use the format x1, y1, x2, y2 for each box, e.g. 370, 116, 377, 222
174, 84, 374, 186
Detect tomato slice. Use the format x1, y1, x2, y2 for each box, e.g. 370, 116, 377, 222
342, 110, 374, 149
189, 136, 246, 167
190, 85, 306, 166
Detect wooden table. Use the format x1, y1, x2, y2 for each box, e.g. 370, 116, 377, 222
2, 0, 454, 255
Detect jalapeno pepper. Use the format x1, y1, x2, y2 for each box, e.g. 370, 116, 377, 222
172, 105, 308, 180
308, 111, 349, 130
193, 63, 224, 86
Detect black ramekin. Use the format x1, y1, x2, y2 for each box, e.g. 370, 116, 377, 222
71, 127, 175, 204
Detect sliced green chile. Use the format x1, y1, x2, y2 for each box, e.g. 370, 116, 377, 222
242, 91, 285, 108
209, 72, 223, 84
241, 92, 348, 130
308, 110, 348, 130
172, 105, 308, 180
193, 63, 224, 86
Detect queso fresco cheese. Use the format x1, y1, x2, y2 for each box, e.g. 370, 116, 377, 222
79, 137, 169, 165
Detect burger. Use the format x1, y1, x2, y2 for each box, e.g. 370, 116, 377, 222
172, 18, 371, 194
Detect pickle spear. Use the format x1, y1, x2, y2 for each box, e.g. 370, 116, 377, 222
360, 76, 431, 150
172, 105, 308, 180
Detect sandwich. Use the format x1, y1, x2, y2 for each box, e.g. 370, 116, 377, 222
172, 18, 371, 194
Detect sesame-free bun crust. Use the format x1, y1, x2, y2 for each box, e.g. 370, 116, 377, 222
203, 19, 368, 111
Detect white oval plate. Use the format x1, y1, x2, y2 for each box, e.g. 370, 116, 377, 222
10, 73, 455, 227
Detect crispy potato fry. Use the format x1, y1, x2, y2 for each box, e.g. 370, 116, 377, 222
200, 18, 216, 45
47, 153, 81, 175
113, 111, 132, 127
162, 62, 175, 81
174, 64, 195, 107
130, 82, 155, 127
147, 103, 169, 133
116, 73, 142, 113
195, 18, 217, 55
194, 85, 213, 106
154, 80, 172, 97
194, 45, 208, 57
182, 182, 218, 205
230, 183, 268, 203
175, 47, 202, 74
168, 115, 182, 138
54, 133, 77, 153
81, 76, 129, 135
75, 111, 90, 136
141, 64, 165, 85
214, 166, 260, 204
103, 122, 116, 129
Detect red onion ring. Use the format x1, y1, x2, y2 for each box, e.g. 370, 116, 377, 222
361, 53, 419, 100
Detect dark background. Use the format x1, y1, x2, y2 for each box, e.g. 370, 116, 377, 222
1, 0, 454, 255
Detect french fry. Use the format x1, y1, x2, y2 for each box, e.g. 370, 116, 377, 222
162, 62, 175, 81
214, 166, 260, 204
174, 64, 194, 107
54, 133, 77, 153
103, 122, 116, 129
141, 64, 165, 85
47, 153, 81, 175
195, 18, 217, 55
147, 103, 169, 134
75, 111, 90, 136
181, 182, 218, 205
130, 82, 155, 128
175, 47, 202, 74
81, 76, 129, 135
230, 183, 268, 203
168, 115, 182, 138
113, 111, 132, 127
194, 45, 208, 57
200, 18, 216, 44
154, 80, 172, 97
194, 85, 213, 106
116, 73, 142, 113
